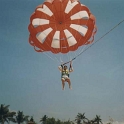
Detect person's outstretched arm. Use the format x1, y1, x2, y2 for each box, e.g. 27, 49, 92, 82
58, 64, 63, 72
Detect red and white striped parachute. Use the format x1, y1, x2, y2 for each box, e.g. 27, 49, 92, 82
28, 0, 97, 62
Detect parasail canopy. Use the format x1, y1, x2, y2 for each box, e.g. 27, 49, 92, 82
28, 0, 97, 55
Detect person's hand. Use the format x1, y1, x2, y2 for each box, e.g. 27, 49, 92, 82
70, 61, 72, 68
70, 61, 72, 65
61, 64, 63, 67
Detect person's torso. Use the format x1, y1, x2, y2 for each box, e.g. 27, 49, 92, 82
61, 69, 69, 77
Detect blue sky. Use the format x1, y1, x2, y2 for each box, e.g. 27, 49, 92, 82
0, 0, 124, 123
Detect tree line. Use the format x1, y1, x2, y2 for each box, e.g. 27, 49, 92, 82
0, 104, 112, 124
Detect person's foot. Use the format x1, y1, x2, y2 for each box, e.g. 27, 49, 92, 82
62, 87, 65, 90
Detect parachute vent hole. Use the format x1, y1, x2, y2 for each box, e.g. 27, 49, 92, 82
59, 21, 62, 24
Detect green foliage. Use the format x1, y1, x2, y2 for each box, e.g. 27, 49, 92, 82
0, 104, 16, 124
75, 113, 88, 124
15, 111, 29, 124
40, 115, 48, 124
92, 115, 103, 124
0, 104, 105, 124
40, 116, 73, 124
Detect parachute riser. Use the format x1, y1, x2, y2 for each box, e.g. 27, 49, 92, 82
62, 57, 76, 65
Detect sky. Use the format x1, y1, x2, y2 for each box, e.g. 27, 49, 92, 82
0, 0, 124, 123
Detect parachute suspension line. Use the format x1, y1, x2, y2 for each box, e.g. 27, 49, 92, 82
39, 33, 61, 64
41, 46, 60, 64
38, 36, 60, 63
55, 56, 61, 64
60, 53, 64, 63
60, 56, 63, 63
66, 44, 71, 62
43, 52, 59, 64
37, 42, 60, 63
74, 19, 124, 60
69, 52, 73, 61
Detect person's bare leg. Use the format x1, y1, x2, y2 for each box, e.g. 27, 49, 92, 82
66, 78, 72, 89
61, 78, 65, 90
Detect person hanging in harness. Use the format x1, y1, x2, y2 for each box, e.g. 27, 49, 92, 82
58, 61, 73, 90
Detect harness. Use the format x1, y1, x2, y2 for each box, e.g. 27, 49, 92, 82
61, 69, 69, 77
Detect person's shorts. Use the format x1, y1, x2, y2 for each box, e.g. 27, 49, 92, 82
61, 75, 69, 80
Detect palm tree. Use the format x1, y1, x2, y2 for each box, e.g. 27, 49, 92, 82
0, 104, 16, 124
15, 111, 29, 124
46, 117, 56, 124
75, 113, 88, 124
30, 117, 34, 122
93, 115, 103, 124
40, 115, 48, 124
